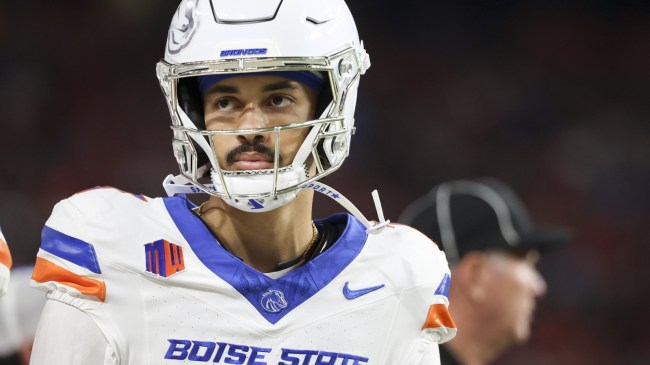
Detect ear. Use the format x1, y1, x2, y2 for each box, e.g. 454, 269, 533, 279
454, 251, 490, 304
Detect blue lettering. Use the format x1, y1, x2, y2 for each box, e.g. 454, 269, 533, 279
188, 341, 215, 361
164, 340, 369, 364
225, 344, 249, 364
248, 346, 271, 365
279, 349, 301, 365
220, 48, 268, 57
338, 353, 369, 365
278, 349, 319, 365
315, 351, 337, 365
213, 342, 228, 363
165, 339, 192, 360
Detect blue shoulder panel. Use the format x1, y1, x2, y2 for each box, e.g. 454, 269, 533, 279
40, 225, 102, 274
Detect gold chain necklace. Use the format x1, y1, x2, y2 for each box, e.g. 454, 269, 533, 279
195, 201, 209, 217
301, 221, 320, 262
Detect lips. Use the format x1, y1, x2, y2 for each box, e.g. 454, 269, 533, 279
232, 152, 274, 170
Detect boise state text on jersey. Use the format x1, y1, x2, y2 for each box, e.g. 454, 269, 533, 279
165, 339, 368, 364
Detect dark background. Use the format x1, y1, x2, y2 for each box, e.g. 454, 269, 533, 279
1, 1, 649, 364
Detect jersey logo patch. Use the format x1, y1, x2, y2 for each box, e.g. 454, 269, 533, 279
145, 240, 185, 278
260, 289, 288, 313
342, 282, 385, 300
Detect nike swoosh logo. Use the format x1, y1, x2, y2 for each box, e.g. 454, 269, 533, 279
343, 282, 385, 300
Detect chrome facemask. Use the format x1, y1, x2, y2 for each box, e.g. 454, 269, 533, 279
158, 48, 367, 212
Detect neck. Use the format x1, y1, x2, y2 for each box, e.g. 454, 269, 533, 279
198, 190, 315, 273
444, 306, 508, 365
445, 341, 498, 365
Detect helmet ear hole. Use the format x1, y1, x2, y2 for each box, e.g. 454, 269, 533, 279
316, 139, 332, 170
177, 78, 211, 174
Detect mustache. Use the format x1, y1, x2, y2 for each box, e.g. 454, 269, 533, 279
225, 143, 284, 166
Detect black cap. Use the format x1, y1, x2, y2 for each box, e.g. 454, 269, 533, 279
399, 178, 571, 263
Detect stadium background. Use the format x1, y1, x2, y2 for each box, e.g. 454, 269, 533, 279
1, 1, 649, 364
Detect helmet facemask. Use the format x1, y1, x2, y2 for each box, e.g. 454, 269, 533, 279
157, 47, 367, 212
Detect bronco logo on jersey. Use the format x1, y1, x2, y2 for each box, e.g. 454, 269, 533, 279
145, 240, 185, 278
260, 289, 288, 313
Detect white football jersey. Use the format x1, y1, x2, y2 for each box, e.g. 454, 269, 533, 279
0, 226, 11, 299
31, 187, 456, 364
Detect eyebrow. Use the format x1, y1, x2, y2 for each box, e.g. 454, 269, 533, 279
262, 81, 298, 92
207, 85, 238, 94
206, 80, 298, 95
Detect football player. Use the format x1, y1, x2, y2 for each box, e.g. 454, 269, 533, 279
30, 1, 456, 364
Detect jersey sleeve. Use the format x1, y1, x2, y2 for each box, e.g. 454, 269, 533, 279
30, 185, 155, 305
0, 227, 12, 298
31, 300, 116, 365
421, 269, 456, 344
417, 342, 441, 365
30, 192, 110, 306
406, 225, 457, 345
30, 187, 150, 305
383, 224, 458, 348
30, 188, 150, 364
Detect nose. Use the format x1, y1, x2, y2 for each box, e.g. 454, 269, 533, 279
236, 103, 269, 144
531, 269, 547, 297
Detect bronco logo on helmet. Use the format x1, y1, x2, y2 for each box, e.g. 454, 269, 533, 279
167, 0, 199, 54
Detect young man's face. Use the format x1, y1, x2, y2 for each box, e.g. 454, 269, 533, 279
202, 75, 318, 171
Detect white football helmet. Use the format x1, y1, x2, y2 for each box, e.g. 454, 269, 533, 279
158, 0, 370, 213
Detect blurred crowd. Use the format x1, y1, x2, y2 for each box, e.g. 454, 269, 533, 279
1, 1, 649, 364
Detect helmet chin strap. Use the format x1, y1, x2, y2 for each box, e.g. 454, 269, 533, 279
298, 181, 390, 234
162, 174, 390, 234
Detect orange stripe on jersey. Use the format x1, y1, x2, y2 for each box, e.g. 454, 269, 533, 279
422, 303, 456, 330
0, 238, 11, 269
32, 257, 106, 302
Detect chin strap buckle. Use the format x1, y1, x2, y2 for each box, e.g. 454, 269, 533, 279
365, 190, 390, 234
